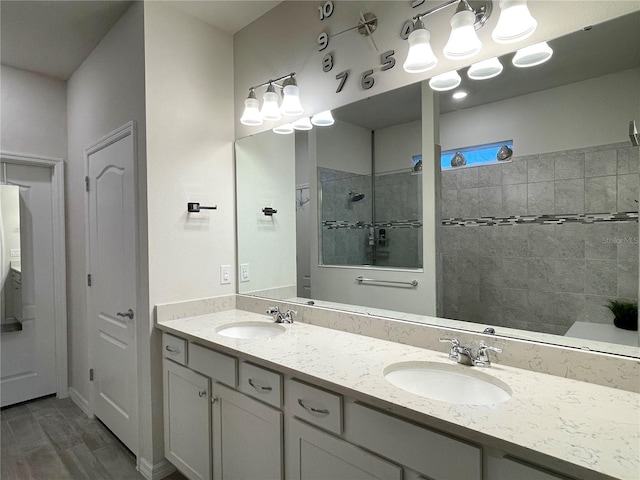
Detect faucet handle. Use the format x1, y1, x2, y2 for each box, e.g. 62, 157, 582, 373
475, 342, 502, 367
267, 306, 280, 315
439, 338, 460, 361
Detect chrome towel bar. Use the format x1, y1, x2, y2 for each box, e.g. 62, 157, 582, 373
356, 276, 418, 287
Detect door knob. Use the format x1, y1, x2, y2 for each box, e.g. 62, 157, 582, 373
116, 308, 134, 320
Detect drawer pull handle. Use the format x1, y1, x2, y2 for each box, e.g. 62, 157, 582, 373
198, 390, 206, 398
248, 378, 272, 393
298, 399, 330, 416
165, 345, 180, 354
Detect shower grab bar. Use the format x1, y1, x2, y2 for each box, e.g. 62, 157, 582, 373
356, 276, 418, 287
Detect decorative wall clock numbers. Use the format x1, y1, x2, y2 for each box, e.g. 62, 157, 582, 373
316, 0, 398, 93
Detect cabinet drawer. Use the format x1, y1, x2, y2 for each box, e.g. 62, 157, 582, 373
188, 343, 237, 387
238, 362, 282, 409
162, 333, 187, 365
287, 379, 342, 435
345, 403, 482, 480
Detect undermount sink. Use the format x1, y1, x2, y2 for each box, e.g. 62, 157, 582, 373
383, 361, 512, 405
215, 321, 286, 340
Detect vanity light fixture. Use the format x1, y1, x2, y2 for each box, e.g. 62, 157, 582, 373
291, 117, 313, 131
512, 41, 553, 67
239, 89, 263, 126
402, 19, 438, 73
280, 76, 304, 116
467, 56, 503, 79
404, 0, 491, 74
429, 70, 462, 91
492, 0, 537, 44
311, 110, 335, 126
240, 73, 302, 127
260, 83, 282, 121
443, 0, 482, 60
452, 90, 468, 100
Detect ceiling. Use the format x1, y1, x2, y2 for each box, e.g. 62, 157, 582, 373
334, 9, 640, 131
0, 0, 281, 80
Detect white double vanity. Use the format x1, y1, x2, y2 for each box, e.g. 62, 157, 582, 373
156, 296, 639, 480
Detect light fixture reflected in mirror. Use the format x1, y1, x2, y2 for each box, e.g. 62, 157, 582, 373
403, 20, 438, 73
452, 90, 468, 100
467, 56, 503, 80
240, 89, 263, 126
492, 0, 537, 44
512, 41, 553, 67
429, 70, 462, 91
443, 1, 482, 60
272, 123, 294, 135
311, 110, 335, 126
291, 117, 313, 131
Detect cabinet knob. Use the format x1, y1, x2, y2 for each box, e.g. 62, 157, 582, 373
198, 390, 206, 398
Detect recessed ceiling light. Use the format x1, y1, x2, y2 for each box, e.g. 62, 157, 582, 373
452, 91, 468, 100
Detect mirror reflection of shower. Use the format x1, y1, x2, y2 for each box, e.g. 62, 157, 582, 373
349, 190, 365, 202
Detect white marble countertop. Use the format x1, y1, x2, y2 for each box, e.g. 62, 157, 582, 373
157, 309, 640, 480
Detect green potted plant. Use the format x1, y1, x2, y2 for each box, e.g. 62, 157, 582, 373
605, 300, 638, 331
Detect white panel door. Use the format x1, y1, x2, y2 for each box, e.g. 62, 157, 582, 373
87, 124, 138, 453
0, 163, 57, 406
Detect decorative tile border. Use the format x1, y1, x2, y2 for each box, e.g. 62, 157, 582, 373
442, 211, 638, 227
323, 220, 423, 229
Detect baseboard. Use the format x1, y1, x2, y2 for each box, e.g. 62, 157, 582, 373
138, 457, 176, 480
68, 387, 90, 416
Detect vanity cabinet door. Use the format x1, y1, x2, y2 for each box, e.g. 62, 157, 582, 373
286, 418, 402, 480
163, 359, 211, 480
212, 382, 283, 480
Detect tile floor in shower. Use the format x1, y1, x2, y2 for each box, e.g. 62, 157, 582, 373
0, 395, 186, 480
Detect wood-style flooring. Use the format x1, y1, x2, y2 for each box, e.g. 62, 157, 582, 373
0, 395, 186, 480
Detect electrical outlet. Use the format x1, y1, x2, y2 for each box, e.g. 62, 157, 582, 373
10, 249, 20, 257
240, 263, 250, 282
220, 265, 231, 285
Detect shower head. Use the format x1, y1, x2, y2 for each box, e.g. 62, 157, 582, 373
349, 191, 365, 202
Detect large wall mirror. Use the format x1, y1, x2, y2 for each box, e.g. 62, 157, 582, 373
0, 185, 23, 332
236, 10, 639, 357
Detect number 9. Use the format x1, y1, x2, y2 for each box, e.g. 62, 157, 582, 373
318, 32, 329, 51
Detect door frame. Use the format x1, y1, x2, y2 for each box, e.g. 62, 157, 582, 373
83, 121, 139, 455
0, 151, 68, 398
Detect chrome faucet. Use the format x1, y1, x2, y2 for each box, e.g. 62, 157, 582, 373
439, 338, 502, 367
266, 306, 296, 324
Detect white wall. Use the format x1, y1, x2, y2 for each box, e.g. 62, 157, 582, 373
440, 68, 640, 155
0, 65, 67, 159
316, 120, 371, 174
236, 132, 295, 294
234, 1, 639, 139
66, 0, 148, 457
144, 1, 235, 465
375, 120, 421, 173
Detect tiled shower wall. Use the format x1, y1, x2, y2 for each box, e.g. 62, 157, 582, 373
438, 142, 639, 335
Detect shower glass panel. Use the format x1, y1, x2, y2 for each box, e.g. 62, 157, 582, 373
319, 166, 423, 269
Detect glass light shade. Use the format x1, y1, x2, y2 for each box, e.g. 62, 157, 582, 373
443, 10, 482, 60
512, 42, 553, 67
452, 91, 468, 100
240, 97, 263, 126
311, 110, 335, 126
280, 84, 304, 116
492, 0, 537, 44
260, 89, 282, 121
403, 26, 438, 73
429, 70, 462, 91
467, 57, 503, 80
292, 117, 313, 130
273, 123, 294, 134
